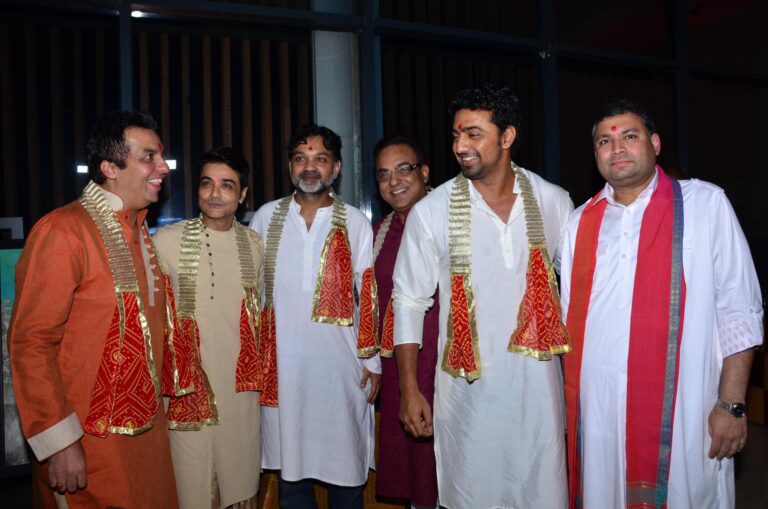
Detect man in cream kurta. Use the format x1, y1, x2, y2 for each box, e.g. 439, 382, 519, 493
249, 124, 380, 509
393, 86, 573, 509
155, 147, 263, 509
559, 101, 763, 508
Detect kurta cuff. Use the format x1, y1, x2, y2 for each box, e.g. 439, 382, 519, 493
718, 314, 764, 358
27, 412, 83, 461
363, 354, 382, 375
392, 297, 429, 348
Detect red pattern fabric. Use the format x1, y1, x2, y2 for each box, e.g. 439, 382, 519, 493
166, 317, 217, 426
356, 268, 378, 357
161, 274, 195, 396
445, 274, 478, 375
84, 291, 158, 436
235, 290, 261, 392
509, 247, 570, 357
258, 305, 278, 406
379, 299, 395, 358
314, 228, 354, 321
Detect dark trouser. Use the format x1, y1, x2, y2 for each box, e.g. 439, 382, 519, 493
278, 476, 364, 509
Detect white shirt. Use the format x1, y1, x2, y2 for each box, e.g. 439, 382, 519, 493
559, 170, 764, 509
249, 196, 379, 486
393, 169, 574, 509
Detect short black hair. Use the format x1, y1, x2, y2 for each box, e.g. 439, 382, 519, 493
288, 124, 342, 163
373, 135, 425, 166
198, 146, 250, 189
448, 84, 523, 138
86, 111, 158, 184
592, 99, 657, 139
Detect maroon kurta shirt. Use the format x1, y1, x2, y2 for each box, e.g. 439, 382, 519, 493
374, 212, 439, 506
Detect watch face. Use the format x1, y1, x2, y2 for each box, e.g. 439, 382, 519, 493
732, 404, 747, 418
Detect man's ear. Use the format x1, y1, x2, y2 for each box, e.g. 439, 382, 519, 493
333, 160, 341, 179
239, 186, 248, 204
100, 160, 118, 181
501, 126, 517, 150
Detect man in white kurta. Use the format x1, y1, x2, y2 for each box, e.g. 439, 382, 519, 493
393, 85, 573, 509
249, 124, 379, 509
155, 147, 262, 509
559, 101, 763, 508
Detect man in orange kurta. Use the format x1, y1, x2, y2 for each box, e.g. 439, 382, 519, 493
9, 111, 179, 508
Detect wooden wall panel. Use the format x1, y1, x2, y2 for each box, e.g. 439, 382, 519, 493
24, 25, 41, 223
259, 40, 275, 202
241, 39, 255, 209
1, 23, 18, 216
49, 26, 64, 207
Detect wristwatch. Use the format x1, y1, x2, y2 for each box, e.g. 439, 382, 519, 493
717, 399, 747, 418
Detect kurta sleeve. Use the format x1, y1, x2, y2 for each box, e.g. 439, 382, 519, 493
709, 190, 764, 357
392, 201, 439, 347
9, 218, 85, 460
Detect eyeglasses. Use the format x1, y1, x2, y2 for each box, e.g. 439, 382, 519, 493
375, 162, 422, 182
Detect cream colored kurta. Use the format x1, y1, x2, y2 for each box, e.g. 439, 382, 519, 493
154, 219, 263, 509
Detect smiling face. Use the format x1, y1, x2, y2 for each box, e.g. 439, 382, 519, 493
593, 112, 661, 197
101, 126, 169, 211
288, 135, 340, 196
375, 144, 429, 217
198, 162, 247, 231
451, 109, 515, 181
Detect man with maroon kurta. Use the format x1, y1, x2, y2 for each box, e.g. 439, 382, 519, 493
9, 111, 179, 508
372, 136, 438, 509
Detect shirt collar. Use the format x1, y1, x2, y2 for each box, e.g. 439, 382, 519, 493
591, 166, 659, 209
93, 184, 148, 225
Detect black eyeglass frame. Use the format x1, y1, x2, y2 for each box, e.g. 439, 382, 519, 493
374, 162, 423, 182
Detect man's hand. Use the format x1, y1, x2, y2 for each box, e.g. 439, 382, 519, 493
708, 405, 747, 460
360, 368, 381, 404
47, 440, 87, 493
399, 387, 433, 438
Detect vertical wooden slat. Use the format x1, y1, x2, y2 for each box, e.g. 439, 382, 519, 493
241, 38, 254, 209
0, 23, 18, 216
278, 41, 291, 196
95, 30, 105, 119
427, 0, 442, 26
259, 40, 275, 201
428, 55, 447, 182
296, 42, 310, 126
382, 49, 397, 135
25, 25, 41, 222
49, 26, 65, 206
413, 53, 430, 168
181, 35, 193, 218
139, 32, 149, 111
202, 36, 213, 151
72, 28, 83, 169
161, 33, 170, 151
221, 37, 232, 147
396, 50, 413, 135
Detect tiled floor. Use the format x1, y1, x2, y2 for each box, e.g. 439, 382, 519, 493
1, 422, 766, 508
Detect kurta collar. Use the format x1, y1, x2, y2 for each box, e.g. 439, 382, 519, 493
466, 167, 523, 224
94, 184, 149, 225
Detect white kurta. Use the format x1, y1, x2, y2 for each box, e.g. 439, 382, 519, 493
392, 169, 574, 509
154, 220, 263, 509
559, 171, 764, 509
249, 196, 379, 487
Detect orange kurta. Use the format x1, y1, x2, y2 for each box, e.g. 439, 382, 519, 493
9, 200, 178, 509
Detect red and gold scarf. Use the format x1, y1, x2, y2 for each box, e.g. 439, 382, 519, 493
79, 181, 160, 437
442, 165, 570, 381
564, 168, 685, 509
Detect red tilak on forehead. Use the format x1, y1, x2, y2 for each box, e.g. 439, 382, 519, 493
610, 125, 617, 132
457, 123, 462, 130
308, 145, 313, 150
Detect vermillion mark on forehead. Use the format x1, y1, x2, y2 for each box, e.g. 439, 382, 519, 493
308, 145, 313, 150
457, 123, 462, 130
610, 125, 617, 132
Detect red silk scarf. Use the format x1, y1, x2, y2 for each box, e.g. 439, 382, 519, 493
379, 299, 395, 358
564, 168, 685, 509
236, 287, 261, 391
258, 304, 278, 406
357, 267, 379, 357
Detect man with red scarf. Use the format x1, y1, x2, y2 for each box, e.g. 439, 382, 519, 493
559, 100, 763, 508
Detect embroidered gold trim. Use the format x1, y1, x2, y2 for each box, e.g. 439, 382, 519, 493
263, 196, 293, 306
79, 181, 161, 397
372, 212, 394, 264
443, 174, 482, 380
310, 197, 354, 326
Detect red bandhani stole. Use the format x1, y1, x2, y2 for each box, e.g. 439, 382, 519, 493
379, 299, 395, 358
311, 225, 355, 325
236, 287, 261, 391
258, 304, 278, 406
161, 274, 196, 397
443, 273, 481, 380
565, 167, 685, 509
357, 267, 379, 357
84, 291, 159, 436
